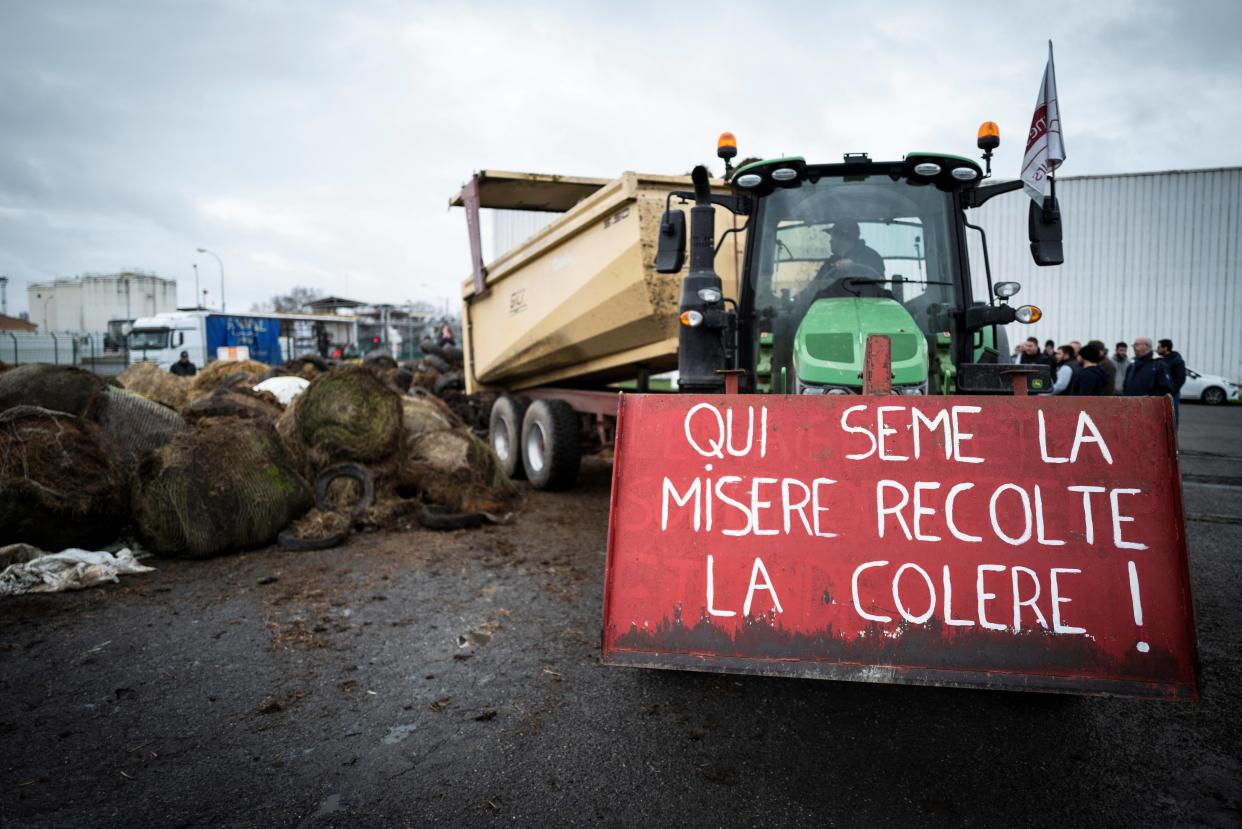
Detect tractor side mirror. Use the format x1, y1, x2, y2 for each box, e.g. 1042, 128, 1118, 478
655, 209, 686, 273
1029, 196, 1064, 266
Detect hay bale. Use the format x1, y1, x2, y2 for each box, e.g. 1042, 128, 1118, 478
116, 361, 190, 410
97, 388, 187, 468
0, 364, 106, 417
132, 418, 312, 558
402, 395, 462, 437
183, 388, 282, 423
188, 358, 271, 398
277, 366, 403, 473
399, 427, 518, 514
0, 406, 127, 550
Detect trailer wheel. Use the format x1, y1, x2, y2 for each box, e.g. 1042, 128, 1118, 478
521, 399, 581, 491
489, 395, 530, 479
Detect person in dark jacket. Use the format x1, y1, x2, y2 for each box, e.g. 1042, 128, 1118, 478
169, 351, 197, 377
1071, 343, 1110, 395
1088, 339, 1116, 395
1157, 338, 1187, 427
821, 220, 886, 277
1122, 337, 1173, 399
1052, 345, 1077, 395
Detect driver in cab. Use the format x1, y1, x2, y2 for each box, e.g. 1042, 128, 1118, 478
822, 220, 885, 277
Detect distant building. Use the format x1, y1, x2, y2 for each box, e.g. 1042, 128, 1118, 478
26, 271, 177, 333
303, 295, 440, 359
970, 166, 1242, 382
0, 313, 37, 333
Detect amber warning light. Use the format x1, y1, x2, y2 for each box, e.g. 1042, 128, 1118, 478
977, 120, 1000, 150
717, 131, 739, 180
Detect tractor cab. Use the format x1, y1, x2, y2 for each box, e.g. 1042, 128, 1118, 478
657, 131, 1062, 396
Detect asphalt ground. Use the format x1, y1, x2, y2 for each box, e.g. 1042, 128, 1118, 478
1, 403, 1239, 827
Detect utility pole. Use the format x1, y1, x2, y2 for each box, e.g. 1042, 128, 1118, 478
193, 263, 200, 308
0, 275, 7, 316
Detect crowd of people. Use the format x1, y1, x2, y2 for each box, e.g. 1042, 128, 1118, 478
1012, 335, 1187, 424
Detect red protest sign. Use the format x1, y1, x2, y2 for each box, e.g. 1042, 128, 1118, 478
601, 394, 1198, 699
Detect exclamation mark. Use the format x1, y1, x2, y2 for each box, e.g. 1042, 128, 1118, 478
1128, 560, 1149, 654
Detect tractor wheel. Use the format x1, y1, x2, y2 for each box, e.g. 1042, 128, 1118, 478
1202, 386, 1226, 406
520, 399, 581, 491
489, 395, 530, 479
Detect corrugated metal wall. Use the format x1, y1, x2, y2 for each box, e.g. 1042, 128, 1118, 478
489, 210, 561, 261
968, 167, 1242, 382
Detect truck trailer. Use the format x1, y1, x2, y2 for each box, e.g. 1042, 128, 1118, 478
127, 310, 357, 370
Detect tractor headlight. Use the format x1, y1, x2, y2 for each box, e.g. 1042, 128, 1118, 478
679, 310, 704, 327
697, 287, 722, 303
1015, 304, 1042, 324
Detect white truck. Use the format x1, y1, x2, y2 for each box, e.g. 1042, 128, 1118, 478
127, 310, 357, 369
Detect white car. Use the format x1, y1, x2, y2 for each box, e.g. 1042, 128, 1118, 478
1182, 369, 1239, 405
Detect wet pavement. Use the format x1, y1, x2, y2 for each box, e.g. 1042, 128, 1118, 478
1, 404, 1239, 827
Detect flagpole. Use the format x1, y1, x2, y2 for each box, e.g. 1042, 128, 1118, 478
1044, 39, 1057, 219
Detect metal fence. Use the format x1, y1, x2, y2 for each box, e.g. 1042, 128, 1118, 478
1, 332, 126, 376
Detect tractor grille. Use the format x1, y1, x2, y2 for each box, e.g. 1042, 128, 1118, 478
804, 333, 854, 363
804, 332, 920, 363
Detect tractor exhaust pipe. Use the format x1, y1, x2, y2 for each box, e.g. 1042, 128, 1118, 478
677, 165, 726, 393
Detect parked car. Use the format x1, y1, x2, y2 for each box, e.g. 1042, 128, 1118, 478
1182, 369, 1239, 405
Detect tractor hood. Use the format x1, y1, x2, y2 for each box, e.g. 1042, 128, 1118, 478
792, 297, 929, 393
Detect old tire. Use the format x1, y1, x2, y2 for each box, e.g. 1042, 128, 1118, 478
433, 371, 464, 395
489, 395, 529, 480
277, 527, 347, 551
520, 399, 580, 491
314, 463, 375, 517
423, 354, 451, 373
1202, 386, 1226, 406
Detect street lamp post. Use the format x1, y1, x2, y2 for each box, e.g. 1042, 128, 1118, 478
196, 247, 225, 312
193, 263, 200, 309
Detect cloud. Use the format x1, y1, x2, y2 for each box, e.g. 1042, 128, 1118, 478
0, 0, 1239, 319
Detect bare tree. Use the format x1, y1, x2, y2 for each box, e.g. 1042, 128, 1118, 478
251, 286, 324, 313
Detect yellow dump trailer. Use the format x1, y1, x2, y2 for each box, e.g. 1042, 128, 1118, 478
451, 169, 742, 491
453, 170, 742, 394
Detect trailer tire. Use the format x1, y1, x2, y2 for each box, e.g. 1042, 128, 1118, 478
520, 399, 581, 491
489, 395, 530, 480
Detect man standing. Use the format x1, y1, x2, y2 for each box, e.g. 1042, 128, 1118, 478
1012, 337, 1042, 365
1112, 342, 1131, 394
1088, 339, 1115, 395
1052, 344, 1077, 395
1157, 339, 1187, 427
169, 350, 197, 377
1122, 337, 1172, 399
1071, 343, 1110, 395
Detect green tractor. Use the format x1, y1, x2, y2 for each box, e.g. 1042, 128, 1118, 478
657, 126, 1062, 397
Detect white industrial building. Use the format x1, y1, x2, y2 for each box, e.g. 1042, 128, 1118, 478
969, 166, 1241, 383
26, 271, 177, 333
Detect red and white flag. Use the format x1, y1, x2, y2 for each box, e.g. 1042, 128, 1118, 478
1022, 41, 1066, 204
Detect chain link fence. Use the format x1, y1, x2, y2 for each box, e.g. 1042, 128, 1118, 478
1, 332, 126, 377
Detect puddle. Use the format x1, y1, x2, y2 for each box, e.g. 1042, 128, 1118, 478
383, 723, 418, 745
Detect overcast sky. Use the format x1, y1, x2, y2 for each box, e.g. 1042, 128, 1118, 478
2, 0, 1240, 318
